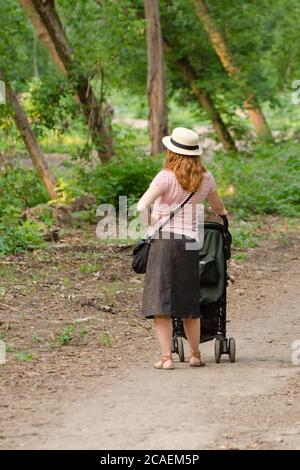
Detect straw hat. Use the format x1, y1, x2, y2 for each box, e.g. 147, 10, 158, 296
162, 127, 203, 156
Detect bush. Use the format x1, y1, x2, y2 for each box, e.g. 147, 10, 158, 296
0, 207, 44, 255
0, 166, 48, 255
0, 165, 49, 218
67, 140, 300, 223
76, 152, 162, 208
210, 141, 300, 218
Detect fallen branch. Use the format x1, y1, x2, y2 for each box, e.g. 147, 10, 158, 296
0, 302, 20, 312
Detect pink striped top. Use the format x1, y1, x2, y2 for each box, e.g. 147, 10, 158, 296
147, 169, 217, 240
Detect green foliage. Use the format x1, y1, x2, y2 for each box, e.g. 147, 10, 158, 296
4, 343, 38, 362
230, 224, 260, 250
210, 141, 300, 218
14, 351, 38, 362
22, 76, 80, 137
265, 94, 300, 133
57, 0, 146, 94
110, 90, 148, 120
52, 324, 75, 347
0, 0, 36, 83
31, 206, 55, 228
5, 344, 15, 353
0, 102, 23, 156
232, 251, 248, 261
0, 0, 299, 264
76, 152, 162, 207
73, 209, 97, 226
79, 263, 101, 274
0, 165, 47, 254
0, 166, 48, 216
51, 323, 91, 347
0, 207, 45, 256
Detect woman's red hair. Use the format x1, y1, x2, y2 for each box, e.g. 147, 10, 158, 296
163, 151, 206, 192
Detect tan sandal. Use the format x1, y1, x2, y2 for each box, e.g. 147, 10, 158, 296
189, 351, 206, 367
154, 354, 174, 370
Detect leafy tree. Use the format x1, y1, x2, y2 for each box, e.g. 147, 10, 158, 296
20, 0, 114, 162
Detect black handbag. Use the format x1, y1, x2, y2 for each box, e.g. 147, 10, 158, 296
132, 191, 195, 274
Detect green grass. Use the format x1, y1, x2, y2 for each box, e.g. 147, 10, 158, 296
2, 343, 38, 362
78, 328, 88, 337
100, 280, 128, 296
230, 225, 261, 250
33, 336, 43, 343
0, 265, 20, 281
51, 323, 90, 347
14, 351, 38, 362
97, 332, 113, 347
52, 324, 75, 347
232, 251, 249, 261
0, 286, 6, 296
61, 276, 72, 287
74, 251, 103, 261
79, 263, 101, 274
40, 130, 86, 155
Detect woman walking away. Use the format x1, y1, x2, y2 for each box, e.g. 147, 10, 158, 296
137, 127, 227, 370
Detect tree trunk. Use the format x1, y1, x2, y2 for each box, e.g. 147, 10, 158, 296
33, 32, 39, 78
19, 0, 113, 163
177, 58, 236, 151
194, 0, 272, 139
0, 72, 57, 199
144, 0, 168, 155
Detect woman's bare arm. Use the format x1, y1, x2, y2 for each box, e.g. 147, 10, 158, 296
207, 190, 227, 216
137, 185, 163, 211
137, 185, 163, 226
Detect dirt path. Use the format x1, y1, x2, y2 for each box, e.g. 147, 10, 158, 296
1, 230, 300, 450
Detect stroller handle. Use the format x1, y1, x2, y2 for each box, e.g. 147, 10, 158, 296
219, 214, 229, 233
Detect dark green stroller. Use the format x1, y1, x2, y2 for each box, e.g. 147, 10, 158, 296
172, 215, 236, 363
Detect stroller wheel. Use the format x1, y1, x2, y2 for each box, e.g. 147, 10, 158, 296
177, 337, 185, 362
229, 337, 236, 363
214, 338, 222, 363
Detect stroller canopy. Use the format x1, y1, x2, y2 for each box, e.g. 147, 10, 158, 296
199, 222, 229, 304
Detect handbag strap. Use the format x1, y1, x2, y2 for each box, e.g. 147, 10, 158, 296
148, 192, 195, 241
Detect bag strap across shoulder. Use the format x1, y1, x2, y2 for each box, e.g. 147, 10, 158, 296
148, 192, 195, 241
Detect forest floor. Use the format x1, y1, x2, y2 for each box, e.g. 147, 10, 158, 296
0, 217, 300, 450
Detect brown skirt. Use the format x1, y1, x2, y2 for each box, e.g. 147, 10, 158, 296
140, 232, 201, 319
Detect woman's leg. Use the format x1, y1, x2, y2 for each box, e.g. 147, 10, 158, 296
183, 316, 205, 365
183, 316, 200, 354
154, 315, 173, 367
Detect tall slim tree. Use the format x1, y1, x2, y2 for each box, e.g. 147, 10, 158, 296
179, 60, 236, 151
19, 0, 113, 163
144, 0, 168, 155
0, 70, 57, 199
194, 0, 272, 139
163, 36, 236, 151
